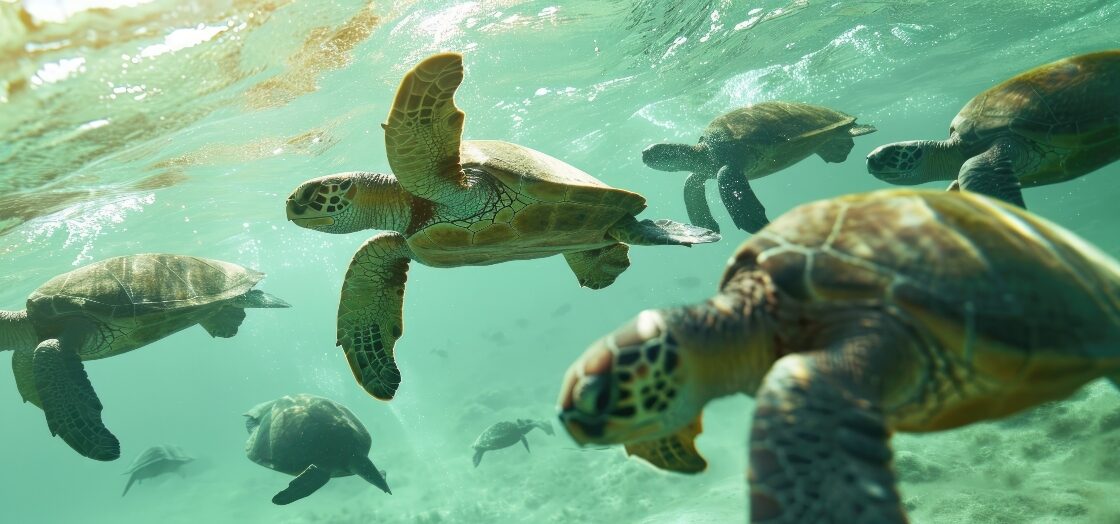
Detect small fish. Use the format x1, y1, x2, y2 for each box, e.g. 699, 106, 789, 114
675, 276, 702, 288
552, 303, 572, 317
430, 348, 449, 359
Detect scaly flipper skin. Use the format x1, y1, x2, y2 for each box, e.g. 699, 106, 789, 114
683, 172, 720, 233
563, 244, 630, 290
12, 345, 40, 407
716, 165, 770, 233
749, 344, 907, 523
958, 138, 1027, 208
383, 52, 469, 205
273, 464, 331, 505
337, 232, 412, 400
624, 416, 706, 474
33, 338, 120, 461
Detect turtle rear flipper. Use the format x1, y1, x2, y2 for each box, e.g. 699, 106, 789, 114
609, 216, 720, 246
564, 244, 630, 290
350, 456, 391, 494
233, 289, 291, 309
272, 464, 331, 505
817, 138, 856, 163
624, 416, 706, 474
472, 448, 485, 467
33, 338, 120, 461
200, 307, 246, 338
122, 472, 139, 497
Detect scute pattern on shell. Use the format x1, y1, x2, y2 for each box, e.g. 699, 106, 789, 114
705, 101, 857, 145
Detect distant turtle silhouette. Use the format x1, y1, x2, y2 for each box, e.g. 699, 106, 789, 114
471, 419, 554, 467
122, 445, 193, 497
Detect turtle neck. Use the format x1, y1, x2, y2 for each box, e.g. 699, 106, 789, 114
0, 310, 36, 352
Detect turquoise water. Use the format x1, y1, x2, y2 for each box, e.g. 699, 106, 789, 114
1, 1, 1118, 522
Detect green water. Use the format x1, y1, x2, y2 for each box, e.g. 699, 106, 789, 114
1, 1, 1118, 522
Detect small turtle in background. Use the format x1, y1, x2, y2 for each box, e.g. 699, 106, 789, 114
868, 50, 1120, 207
471, 419, 554, 467
244, 394, 391, 505
0, 254, 290, 461
121, 445, 193, 497
642, 101, 877, 233
285, 52, 718, 401
558, 189, 1120, 523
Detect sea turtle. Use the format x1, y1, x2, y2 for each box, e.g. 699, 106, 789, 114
121, 445, 193, 497
0, 254, 289, 461
285, 52, 719, 401
867, 50, 1120, 208
244, 393, 391, 505
471, 418, 554, 467
557, 189, 1120, 523
642, 101, 877, 233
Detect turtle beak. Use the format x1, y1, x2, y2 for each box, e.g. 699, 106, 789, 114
285, 197, 335, 227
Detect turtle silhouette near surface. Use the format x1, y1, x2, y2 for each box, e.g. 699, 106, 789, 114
121, 445, 193, 497
285, 52, 719, 401
558, 189, 1120, 523
643, 101, 876, 233
244, 394, 391, 505
471, 419, 554, 467
867, 50, 1120, 208
0, 254, 289, 461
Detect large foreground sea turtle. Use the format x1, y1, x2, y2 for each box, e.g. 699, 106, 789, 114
121, 445, 193, 497
471, 418, 554, 467
244, 394, 391, 505
557, 189, 1120, 523
0, 254, 289, 461
867, 50, 1120, 208
643, 101, 876, 233
286, 52, 719, 401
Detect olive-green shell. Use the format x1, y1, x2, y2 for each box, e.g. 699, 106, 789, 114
471, 421, 522, 450
28, 254, 263, 321
725, 189, 1120, 358
704, 101, 857, 146
461, 140, 646, 213
952, 50, 1120, 150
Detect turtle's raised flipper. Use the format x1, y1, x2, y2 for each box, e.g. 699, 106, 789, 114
272, 464, 331, 505
564, 244, 630, 290
608, 216, 720, 246
472, 449, 485, 467
624, 416, 706, 474
337, 232, 412, 400
521, 435, 531, 453
200, 307, 246, 338
817, 138, 856, 163
33, 338, 120, 461
684, 172, 720, 233
13, 345, 41, 408
716, 165, 769, 233
383, 52, 471, 205
350, 456, 391, 494
749, 352, 906, 524
958, 140, 1026, 208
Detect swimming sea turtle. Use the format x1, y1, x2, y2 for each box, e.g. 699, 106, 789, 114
244, 394, 391, 505
471, 418, 554, 467
867, 50, 1120, 208
0, 254, 289, 461
642, 101, 877, 233
557, 189, 1120, 523
121, 445, 193, 497
285, 52, 719, 401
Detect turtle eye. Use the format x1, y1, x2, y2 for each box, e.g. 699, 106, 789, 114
573, 375, 611, 416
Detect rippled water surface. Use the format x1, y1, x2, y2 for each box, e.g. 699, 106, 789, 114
1, 1, 1119, 522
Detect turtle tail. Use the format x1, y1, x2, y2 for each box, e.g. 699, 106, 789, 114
608, 216, 720, 247
234, 289, 291, 309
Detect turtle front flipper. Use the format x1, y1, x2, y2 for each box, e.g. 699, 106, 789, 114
472, 448, 486, 467
958, 139, 1027, 208
520, 435, 531, 453
272, 464, 331, 505
624, 415, 706, 474
383, 52, 470, 205
749, 352, 906, 524
337, 232, 412, 400
199, 307, 246, 338
564, 244, 630, 290
350, 456, 391, 494
33, 338, 121, 461
12, 344, 41, 408
816, 138, 857, 163
684, 172, 720, 233
716, 165, 770, 233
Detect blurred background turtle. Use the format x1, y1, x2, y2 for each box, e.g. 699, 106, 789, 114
121, 445, 193, 497
471, 418, 554, 467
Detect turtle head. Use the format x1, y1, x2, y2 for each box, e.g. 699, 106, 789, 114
285, 172, 412, 234
559, 310, 706, 446
641, 143, 711, 173
867, 139, 963, 185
